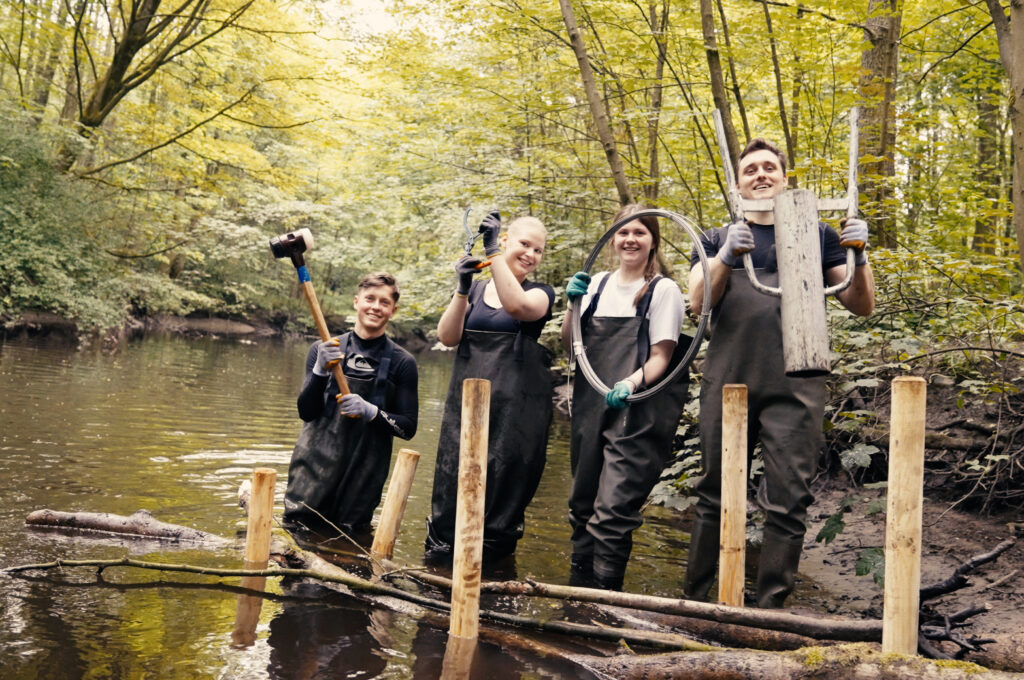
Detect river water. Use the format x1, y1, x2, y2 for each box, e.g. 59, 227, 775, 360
0, 333, 694, 679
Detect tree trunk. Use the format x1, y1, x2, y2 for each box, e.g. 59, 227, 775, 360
762, 0, 796, 183
716, 0, 749, 142
858, 0, 903, 249
974, 71, 1002, 255
644, 0, 669, 202
700, 0, 739, 170
557, 0, 634, 206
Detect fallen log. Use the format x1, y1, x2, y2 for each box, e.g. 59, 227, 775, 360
565, 643, 1022, 679
378, 561, 883, 643
25, 509, 230, 545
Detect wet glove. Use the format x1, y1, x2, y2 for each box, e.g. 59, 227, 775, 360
455, 255, 486, 297
479, 211, 502, 257
605, 380, 635, 409
313, 338, 343, 376
337, 392, 378, 420
720, 221, 754, 267
839, 217, 869, 266
565, 271, 591, 302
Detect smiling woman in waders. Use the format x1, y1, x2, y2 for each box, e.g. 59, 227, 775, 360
425, 213, 555, 564
560, 204, 691, 591
283, 272, 419, 539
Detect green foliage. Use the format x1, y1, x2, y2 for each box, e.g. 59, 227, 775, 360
0, 106, 127, 330
855, 547, 886, 588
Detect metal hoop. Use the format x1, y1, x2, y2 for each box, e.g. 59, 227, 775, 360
570, 209, 712, 403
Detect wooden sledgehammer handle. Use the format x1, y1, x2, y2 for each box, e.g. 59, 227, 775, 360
301, 280, 350, 396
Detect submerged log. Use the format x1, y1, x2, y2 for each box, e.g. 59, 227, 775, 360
25, 509, 230, 545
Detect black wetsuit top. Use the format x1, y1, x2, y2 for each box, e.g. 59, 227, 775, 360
463, 279, 555, 341
297, 332, 418, 440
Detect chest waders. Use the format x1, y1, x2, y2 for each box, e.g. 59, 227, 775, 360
569, 277, 691, 590
425, 320, 553, 562
284, 333, 397, 534
683, 269, 825, 608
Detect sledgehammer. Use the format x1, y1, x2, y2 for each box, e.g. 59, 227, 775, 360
269, 228, 351, 398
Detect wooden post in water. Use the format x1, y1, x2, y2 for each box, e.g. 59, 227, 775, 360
882, 376, 927, 655
371, 448, 421, 560
232, 467, 276, 648
440, 634, 477, 680
449, 379, 490, 640
719, 384, 748, 607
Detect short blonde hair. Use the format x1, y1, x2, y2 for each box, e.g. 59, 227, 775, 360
506, 216, 547, 239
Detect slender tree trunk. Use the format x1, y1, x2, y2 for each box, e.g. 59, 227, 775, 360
761, 0, 795, 184
984, 0, 1024, 271
557, 0, 634, 206
858, 0, 903, 249
700, 0, 739, 169
716, 0, 749, 142
645, 0, 670, 202
974, 73, 1001, 255
30, 0, 69, 122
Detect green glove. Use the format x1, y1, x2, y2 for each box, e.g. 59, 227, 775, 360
606, 380, 634, 409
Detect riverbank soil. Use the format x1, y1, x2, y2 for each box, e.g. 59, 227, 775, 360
798, 484, 1023, 638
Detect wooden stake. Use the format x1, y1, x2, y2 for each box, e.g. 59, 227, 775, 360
243, 467, 276, 568
233, 467, 276, 648
371, 448, 421, 560
449, 378, 490, 640
719, 384, 748, 607
882, 376, 926, 655
440, 634, 477, 680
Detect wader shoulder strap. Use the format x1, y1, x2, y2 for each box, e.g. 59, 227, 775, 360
579, 272, 612, 331
635, 274, 664, 387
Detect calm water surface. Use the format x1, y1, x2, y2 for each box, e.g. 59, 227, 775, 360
0, 334, 693, 679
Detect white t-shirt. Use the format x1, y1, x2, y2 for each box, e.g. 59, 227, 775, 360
579, 270, 685, 346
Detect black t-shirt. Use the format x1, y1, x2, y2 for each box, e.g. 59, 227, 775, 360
297, 332, 418, 440
689, 221, 847, 272
463, 279, 555, 341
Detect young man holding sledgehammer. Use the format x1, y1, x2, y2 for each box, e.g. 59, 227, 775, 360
283, 272, 419, 538
684, 138, 874, 608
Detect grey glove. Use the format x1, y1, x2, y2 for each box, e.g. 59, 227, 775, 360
479, 211, 501, 257
840, 217, 869, 266
337, 392, 378, 420
455, 255, 486, 296
720, 221, 754, 267
313, 338, 343, 376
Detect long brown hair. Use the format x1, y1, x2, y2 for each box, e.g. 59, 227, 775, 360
610, 203, 673, 306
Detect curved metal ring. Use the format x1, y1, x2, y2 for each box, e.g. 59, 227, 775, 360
570, 209, 712, 403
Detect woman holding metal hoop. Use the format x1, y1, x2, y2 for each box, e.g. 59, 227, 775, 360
560, 204, 691, 590
425, 213, 555, 564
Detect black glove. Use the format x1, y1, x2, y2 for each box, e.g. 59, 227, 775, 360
479, 211, 501, 257
455, 255, 485, 296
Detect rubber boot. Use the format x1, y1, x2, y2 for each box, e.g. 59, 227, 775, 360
683, 520, 720, 601
754, 536, 804, 608
569, 553, 595, 588
592, 557, 626, 592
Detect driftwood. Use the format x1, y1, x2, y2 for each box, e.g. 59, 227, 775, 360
24, 508, 230, 545
920, 537, 1017, 601
379, 560, 882, 643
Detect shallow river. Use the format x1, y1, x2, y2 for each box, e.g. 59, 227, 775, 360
0, 333, 696, 679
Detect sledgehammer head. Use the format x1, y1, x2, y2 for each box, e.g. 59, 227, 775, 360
269, 227, 315, 268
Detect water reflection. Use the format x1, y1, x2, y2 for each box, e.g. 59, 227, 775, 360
0, 334, 690, 679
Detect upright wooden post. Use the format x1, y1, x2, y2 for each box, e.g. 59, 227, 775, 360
440, 634, 477, 680
719, 384, 748, 607
371, 448, 421, 560
882, 376, 927, 655
232, 467, 276, 648
449, 379, 490, 640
